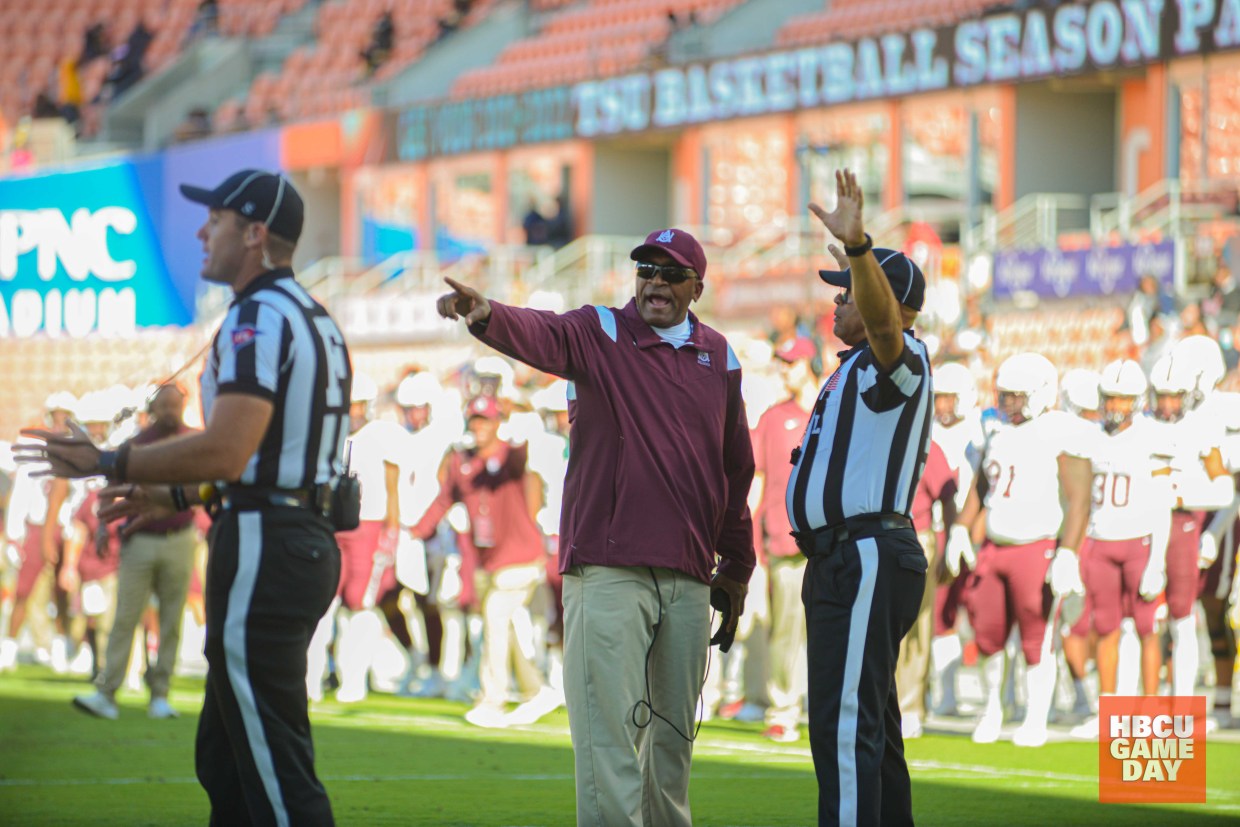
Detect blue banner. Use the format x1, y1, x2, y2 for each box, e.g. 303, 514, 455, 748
992, 240, 1175, 300
0, 160, 190, 337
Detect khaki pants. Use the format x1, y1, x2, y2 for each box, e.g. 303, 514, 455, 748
765, 554, 808, 730
895, 529, 938, 718
476, 562, 546, 709
563, 565, 708, 827
97, 528, 195, 700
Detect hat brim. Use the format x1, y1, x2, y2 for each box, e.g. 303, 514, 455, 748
630, 243, 697, 274
179, 184, 218, 206
817, 268, 851, 289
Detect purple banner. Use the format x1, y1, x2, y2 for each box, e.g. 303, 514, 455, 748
992, 241, 1175, 300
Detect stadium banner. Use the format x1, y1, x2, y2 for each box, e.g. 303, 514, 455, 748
992, 239, 1175, 300
0, 160, 192, 338
398, 0, 1240, 160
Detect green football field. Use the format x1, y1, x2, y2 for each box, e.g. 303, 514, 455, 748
2, 669, 1238, 826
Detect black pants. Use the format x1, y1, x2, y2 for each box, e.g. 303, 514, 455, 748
199, 507, 340, 827
804, 527, 927, 827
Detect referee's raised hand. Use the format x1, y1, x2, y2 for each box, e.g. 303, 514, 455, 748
808, 167, 866, 248
437, 276, 492, 325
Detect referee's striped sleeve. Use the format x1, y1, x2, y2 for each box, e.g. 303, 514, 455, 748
858, 336, 925, 413
216, 299, 285, 400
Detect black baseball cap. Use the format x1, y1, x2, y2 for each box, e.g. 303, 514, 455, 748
180, 169, 304, 244
818, 247, 925, 311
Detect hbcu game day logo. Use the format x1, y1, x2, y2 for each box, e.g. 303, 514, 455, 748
1098, 696, 1207, 804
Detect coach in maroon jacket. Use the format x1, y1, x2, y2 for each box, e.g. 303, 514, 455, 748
437, 228, 755, 827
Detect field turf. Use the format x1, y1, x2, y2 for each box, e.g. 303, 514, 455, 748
1, 668, 1238, 826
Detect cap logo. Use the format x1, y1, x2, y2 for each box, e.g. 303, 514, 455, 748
241, 202, 256, 216
657, 230, 675, 243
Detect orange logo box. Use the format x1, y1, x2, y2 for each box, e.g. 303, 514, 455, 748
1099, 696, 1207, 804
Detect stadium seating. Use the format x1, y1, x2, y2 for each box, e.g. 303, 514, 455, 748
216, 0, 499, 129
776, 0, 995, 49
450, 0, 746, 99
0, 328, 208, 439
0, 0, 315, 132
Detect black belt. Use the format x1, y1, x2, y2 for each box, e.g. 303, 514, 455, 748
792, 512, 913, 558
215, 485, 321, 514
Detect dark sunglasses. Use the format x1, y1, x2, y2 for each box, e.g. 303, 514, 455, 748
636, 262, 697, 285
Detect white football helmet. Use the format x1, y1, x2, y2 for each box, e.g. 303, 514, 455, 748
1148, 354, 1194, 422
932, 362, 977, 419
1098, 359, 1147, 432
994, 353, 1058, 422
1060, 369, 1101, 417
350, 372, 378, 405
1172, 335, 1226, 409
395, 372, 441, 408
44, 391, 77, 413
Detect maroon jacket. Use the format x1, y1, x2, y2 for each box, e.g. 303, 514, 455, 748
472, 299, 756, 585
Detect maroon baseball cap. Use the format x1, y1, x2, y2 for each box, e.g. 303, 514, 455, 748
630, 229, 708, 279
775, 337, 816, 364
465, 395, 502, 421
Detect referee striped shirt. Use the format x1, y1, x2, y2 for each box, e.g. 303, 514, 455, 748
202, 267, 353, 490
785, 332, 932, 532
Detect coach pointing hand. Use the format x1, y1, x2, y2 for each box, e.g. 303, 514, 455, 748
437, 276, 492, 325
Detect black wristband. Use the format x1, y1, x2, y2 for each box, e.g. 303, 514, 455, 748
97, 450, 119, 480
170, 485, 190, 512
843, 233, 873, 257
100, 442, 133, 482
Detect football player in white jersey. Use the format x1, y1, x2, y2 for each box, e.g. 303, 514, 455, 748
1178, 338, 1240, 722
948, 353, 1092, 746
1071, 360, 1177, 738
1059, 369, 1103, 717
927, 362, 984, 717
1147, 354, 1234, 700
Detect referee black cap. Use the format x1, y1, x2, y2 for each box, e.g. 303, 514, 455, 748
180, 169, 304, 244
819, 248, 925, 311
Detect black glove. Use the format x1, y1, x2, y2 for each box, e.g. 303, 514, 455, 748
709, 587, 735, 653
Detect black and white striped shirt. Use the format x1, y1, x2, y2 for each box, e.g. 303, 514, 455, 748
785, 332, 932, 532
202, 268, 353, 490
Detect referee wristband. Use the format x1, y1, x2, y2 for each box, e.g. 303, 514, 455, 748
98, 442, 130, 482
843, 233, 873, 257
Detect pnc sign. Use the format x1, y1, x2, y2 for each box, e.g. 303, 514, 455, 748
0, 162, 192, 337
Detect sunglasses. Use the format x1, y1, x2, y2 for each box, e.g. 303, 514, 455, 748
636, 262, 698, 285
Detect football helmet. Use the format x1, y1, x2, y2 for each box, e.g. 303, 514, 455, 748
994, 353, 1057, 423
350, 372, 378, 405
932, 362, 977, 420
1147, 354, 1193, 422
395, 372, 441, 408
1172, 335, 1226, 410
1098, 359, 1147, 433
1060, 369, 1101, 418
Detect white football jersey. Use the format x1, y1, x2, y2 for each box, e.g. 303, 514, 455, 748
983, 410, 1091, 545
934, 413, 984, 511
1146, 410, 1234, 511
1087, 416, 1176, 541
347, 419, 417, 523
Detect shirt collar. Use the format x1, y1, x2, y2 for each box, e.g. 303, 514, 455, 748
837, 328, 915, 362
232, 267, 294, 303
619, 299, 712, 351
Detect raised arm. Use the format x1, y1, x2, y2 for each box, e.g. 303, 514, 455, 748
809, 169, 906, 370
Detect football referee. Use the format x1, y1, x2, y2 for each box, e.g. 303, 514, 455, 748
787, 170, 932, 827
18, 170, 352, 826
